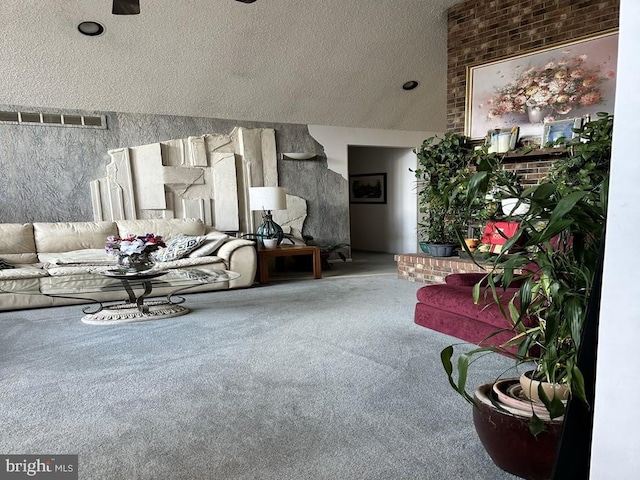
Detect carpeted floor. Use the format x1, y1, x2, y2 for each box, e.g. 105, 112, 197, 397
0, 254, 519, 479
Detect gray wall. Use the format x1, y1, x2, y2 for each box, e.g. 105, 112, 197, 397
0, 105, 348, 246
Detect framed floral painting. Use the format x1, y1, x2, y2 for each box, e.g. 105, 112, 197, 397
465, 31, 618, 140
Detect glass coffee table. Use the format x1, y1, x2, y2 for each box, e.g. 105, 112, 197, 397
0, 268, 239, 325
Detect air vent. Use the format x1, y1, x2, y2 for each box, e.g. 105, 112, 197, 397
0, 110, 107, 129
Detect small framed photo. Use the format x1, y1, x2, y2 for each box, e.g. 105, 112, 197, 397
519, 134, 543, 149
542, 118, 583, 145
349, 173, 387, 204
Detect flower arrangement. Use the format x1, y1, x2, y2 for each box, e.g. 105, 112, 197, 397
487, 54, 612, 120
105, 233, 166, 257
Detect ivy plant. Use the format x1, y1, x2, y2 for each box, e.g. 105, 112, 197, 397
413, 132, 474, 243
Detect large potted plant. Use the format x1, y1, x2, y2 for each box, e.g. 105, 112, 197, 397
440, 113, 613, 479
413, 132, 475, 256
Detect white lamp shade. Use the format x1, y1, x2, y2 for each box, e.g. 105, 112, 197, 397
249, 187, 287, 211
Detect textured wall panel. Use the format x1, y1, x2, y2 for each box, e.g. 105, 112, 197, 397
106, 148, 136, 220
212, 154, 239, 231
161, 139, 186, 167
188, 136, 208, 167
128, 143, 166, 211
238, 128, 266, 189
261, 129, 278, 187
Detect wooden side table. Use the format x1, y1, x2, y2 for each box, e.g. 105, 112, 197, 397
258, 245, 322, 284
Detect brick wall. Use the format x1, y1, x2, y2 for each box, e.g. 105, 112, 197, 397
447, 0, 620, 134
395, 253, 489, 284
445, 0, 619, 186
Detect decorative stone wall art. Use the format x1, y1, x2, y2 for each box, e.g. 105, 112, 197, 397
90, 127, 307, 235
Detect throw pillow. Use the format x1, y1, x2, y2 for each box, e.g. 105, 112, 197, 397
0, 258, 15, 270
188, 232, 230, 258
154, 234, 206, 262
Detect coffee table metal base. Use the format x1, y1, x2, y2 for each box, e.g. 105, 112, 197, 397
81, 300, 190, 325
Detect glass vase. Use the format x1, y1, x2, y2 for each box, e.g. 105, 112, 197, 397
527, 105, 551, 124
117, 252, 155, 273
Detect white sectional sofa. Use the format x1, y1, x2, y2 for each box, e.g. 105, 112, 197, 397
0, 218, 257, 311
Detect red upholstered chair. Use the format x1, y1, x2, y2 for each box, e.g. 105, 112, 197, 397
414, 272, 536, 355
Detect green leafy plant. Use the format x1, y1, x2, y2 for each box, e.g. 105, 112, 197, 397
413, 132, 475, 243
441, 113, 613, 435
458, 146, 525, 233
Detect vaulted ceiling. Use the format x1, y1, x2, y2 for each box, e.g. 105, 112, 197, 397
0, 0, 461, 131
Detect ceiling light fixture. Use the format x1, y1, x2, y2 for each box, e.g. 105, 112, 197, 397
236, 0, 257, 3
402, 80, 419, 91
77, 21, 105, 36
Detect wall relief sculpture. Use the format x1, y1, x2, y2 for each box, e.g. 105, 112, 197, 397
90, 127, 307, 235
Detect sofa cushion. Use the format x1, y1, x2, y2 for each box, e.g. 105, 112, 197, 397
445, 273, 487, 287
445, 272, 526, 289
37, 249, 114, 265
33, 221, 118, 253
0, 223, 38, 264
0, 266, 49, 280
188, 231, 230, 257
47, 265, 114, 276
115, 218, 206, 239
0, 258, 15, 270
154, 234, 206, 262
414, 303, 523, 353
156, 256, 225, 269
416, 284, 524, 330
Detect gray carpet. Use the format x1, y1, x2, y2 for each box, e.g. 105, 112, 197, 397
0, 270, 519, 479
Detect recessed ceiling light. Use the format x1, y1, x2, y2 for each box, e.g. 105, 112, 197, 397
77, 21, 105, 37
402, 80, 419, 91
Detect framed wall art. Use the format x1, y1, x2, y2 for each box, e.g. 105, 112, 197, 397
542, 117, 584, 145
349, 173, 387, 204
465, 31, 618, 140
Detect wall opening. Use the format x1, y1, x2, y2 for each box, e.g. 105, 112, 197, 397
347, 145, 417, 254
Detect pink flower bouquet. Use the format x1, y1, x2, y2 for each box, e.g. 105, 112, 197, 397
105, 233, 166, 257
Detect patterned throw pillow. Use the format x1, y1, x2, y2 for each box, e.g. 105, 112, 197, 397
188, 232, 230, 257
0, 258, 15, 270
154, 234, 206, 262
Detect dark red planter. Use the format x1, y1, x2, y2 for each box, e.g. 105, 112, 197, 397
473, 383, 563, 480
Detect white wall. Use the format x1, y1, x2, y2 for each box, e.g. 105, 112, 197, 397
308, 125, 437, 180
590, 0, 640, 476
348, 146, 417, 253
308, 125, 440, 253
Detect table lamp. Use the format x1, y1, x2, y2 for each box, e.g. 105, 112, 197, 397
249, 187, 287, 245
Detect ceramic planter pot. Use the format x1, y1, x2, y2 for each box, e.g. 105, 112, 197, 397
262, 238, 278, 249
426, 243, 458, 257
501, 198, 530, 216
519, 371, 570, 404
463, 238, 479, 252
473, 383, 563, 480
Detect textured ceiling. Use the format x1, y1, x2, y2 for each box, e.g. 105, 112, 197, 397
0, 0, 460, 131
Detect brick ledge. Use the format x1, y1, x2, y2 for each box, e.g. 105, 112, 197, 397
394, 253, 489, 285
